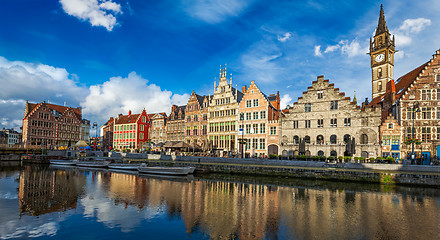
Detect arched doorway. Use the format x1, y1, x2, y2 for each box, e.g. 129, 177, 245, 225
268, 145, 279, 155
361, 151, 369, 159
330, 150, 337, 156
318, 150, 324, 156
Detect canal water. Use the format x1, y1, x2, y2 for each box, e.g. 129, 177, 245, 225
0, 165, 439, 239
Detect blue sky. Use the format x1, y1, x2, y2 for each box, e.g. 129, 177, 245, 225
1, 0, 439, 130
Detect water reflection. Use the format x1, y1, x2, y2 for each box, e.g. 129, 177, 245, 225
2, 166, 440, 239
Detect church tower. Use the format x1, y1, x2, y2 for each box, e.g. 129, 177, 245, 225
369, 4, 395, 100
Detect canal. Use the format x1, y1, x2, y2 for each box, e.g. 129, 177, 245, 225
0, 165, 439, 239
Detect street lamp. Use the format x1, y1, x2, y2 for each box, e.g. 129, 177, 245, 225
411, 101, 420, 164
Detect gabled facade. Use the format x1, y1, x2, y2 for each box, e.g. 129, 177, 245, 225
237, 81, 281, 157
101, 117, 114, 151
380, 114, 402, 160
166, 105, 186, 142
280, 76, 381, 158
22, 101, 82, 148
113, 109, 150, 151
208, 67, 243, 153
184, 91, 210, 149
149, 112, 167, 144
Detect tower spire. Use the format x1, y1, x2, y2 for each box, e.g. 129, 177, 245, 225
375, 4, 389, 36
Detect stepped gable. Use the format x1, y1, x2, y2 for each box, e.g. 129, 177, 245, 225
24, 101, 82, 120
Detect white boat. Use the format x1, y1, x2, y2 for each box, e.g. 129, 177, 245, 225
138, 164, 195, 176
108, 163, 141, 170
50, 160, 78, 165
76, 161, 109, 168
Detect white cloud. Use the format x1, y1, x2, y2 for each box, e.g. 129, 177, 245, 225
393, 18, 431, 47
314, 45, 322, 56
277, 32, 292, 42
81, 72, 189, 124
59, 0, 122, 31
182, 0, 252, 23
318, 39, 368, 57
280, 94, 292, 109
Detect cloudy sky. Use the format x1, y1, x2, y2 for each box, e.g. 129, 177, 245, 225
1, 0, 439, 130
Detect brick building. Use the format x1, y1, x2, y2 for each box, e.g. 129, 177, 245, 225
113, 109, 150, 151
184, 91, 210, 150
238, 81, 281, 157
166, 105, 186, 143
101, 117, 114, 151
379, 114, 401, 160
208, 67, 243, 153
22, 101, 82, 149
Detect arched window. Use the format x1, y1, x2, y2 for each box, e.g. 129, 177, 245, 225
344, 134, 351, 144
330, 150, 337, 156
305, 136, 310, 144
318, 150, 324, 157
282, 135, 288, 143
378, 81, 382, 91
293, 135, 299, 144
330, 135, 337, 144
316, 135, 324, 144
378, 68, 382, 78
361, 134, 368, 144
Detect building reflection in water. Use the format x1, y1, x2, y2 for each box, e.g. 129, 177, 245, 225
18, 166, 86, 216
17, 167, 440, 239
92, 172, 440, 239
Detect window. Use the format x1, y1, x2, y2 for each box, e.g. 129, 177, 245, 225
378, 68, 382, 78
388, 123, 393, 129
391, 136, 399, 145
361, 134, 368, 144
246, 100, 251, 108
142, 116, 146, 123
253, 112, 258, 120
344, 118, 351, 127
293, 135, 299, 144
253, 99, 259, 107
316, 135, 324, 144
140, 125, 144, 131
422, 127, 431, 142
270, 126, 277, 135
252, 124, 258, 134
246, 124, 251, 134
437, 127, 440, 140
382, 136, 390, 145
378, 81, 382, 91
305, 103, 311, 112
317, 119, 323, 128
330, 135, 337, 144
405, 127, 413, 140
436, 74, 440, 82
260, 111, 266, 119
317, 90, 323, 99
291, 120, 298, 129
260, 123, 265, 134
259, 139, 265, 150
246, 112, 251, 120
330, 101, 338, 110
437, 89, 440, 101
437, 107, 440, 119
305, 120, 311, 128
422, 107, 431, 119
421, 90, 431, 100
140, 133, 144, 140
304, 136, 310, 143
331, 118, 337, 127
407, 107, 414, 120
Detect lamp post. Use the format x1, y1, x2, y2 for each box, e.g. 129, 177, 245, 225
411, 101, 420, 164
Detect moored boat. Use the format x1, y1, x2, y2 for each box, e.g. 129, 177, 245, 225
108, 163, 141, 171
138, 164, 195, 176
75, 161, 109, 168
50, 160, 78, 165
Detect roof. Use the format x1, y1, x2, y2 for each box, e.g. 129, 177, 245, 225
375, 4, 389, 36
115, 114, 140, 125
24, 101, 82, 121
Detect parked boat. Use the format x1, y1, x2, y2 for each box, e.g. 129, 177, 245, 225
50, 160, 78, 165
108, 163, 141, 171
76, 161, 109, 168
138, 164, 195, 176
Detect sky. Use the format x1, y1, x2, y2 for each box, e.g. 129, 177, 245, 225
0, 0, 439, 131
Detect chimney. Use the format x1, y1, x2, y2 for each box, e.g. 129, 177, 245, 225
242, 85, 247, 94
128, 110, 131, 116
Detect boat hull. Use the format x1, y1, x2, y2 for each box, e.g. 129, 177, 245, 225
50, 160, 77, 165
76, 162, 109, 168
138, 166, 194, 176
108, 164, 140, 170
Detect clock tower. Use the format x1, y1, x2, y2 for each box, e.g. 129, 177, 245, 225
369, 4, 395, 100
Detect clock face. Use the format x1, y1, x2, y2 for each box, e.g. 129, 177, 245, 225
375, 54, 385, 62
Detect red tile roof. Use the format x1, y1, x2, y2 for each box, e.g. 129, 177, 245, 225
25, 101, 82, 120
115, 114, 140, 125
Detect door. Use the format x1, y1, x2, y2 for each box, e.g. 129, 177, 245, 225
422, 152, 431, 165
